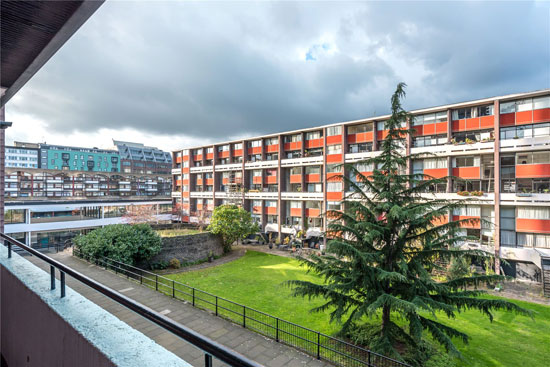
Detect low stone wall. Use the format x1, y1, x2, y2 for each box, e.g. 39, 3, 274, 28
144, 232, 223, 267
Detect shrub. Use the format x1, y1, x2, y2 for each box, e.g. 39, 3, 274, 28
73, 223, 162, 265
150, 261, 169, 270
169, 258, 181, 269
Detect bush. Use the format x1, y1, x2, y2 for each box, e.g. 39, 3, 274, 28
73, 223, 162, 265
150, 261, 169, 270
169, 258, 181, 269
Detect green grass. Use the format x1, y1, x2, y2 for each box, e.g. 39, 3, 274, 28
156, 228, 203, 237
164, 251, 550, 367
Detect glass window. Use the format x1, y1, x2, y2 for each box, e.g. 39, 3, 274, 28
533, 96, 550, 110
516, 99, 533, 112
327, 145, 342, 154
305, 166, 321, 175
284, 134, 302, 143
326, 164, 342, 173
327, 126, 342, 136
248, 140, 261, 148
478, 105, 494, 116
348, 123, 373, 134
306, 131, 322, 140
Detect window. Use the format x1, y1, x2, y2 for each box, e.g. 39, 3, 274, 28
327, 126, 342, 136
290, 201, 301, 209
264, 137, 278, 146
327, 181, 343, 192
452, 107, 472, 120
307, 183, 322, 192
265, 200, 277, 207
290, 167, 302, 175
327, 202, 341, 211
423, 158, 447, 169
516, 151, 550, 165
286, 151, 302, 159
453, 156, 479, 167
248, 140, 261, 148
414, 112, 447, 125
305, 201, 321, 209
327, 164, 342, 173
217, 145, 229, 152
377, 121, 386, 131
306, 131, 322, 140
413, 135, 447, 147
478, 105, 494, 116
517, 207, 550, 220
348, 143, 373, 153
233, 143, 243, 150
252, 200, 262, 207
453, 206, 481, 217
327, 145, 342, 155
305, 166, 321, 175
348, 123, 373, 134
517, 233, 550, 249
500, 101, 516, 114
284, 134, 302, 143
534, 95, 550, 110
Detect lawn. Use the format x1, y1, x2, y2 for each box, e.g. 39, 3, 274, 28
156, 228, 203, 237
164, 251, 550, 367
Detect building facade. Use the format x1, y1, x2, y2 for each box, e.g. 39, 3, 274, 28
171, 90, 550, 283
114, 140, 172, 175
40, 144, 120, 172
6, 144, 39, 169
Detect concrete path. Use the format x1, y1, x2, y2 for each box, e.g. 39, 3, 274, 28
26, 250, 331, 367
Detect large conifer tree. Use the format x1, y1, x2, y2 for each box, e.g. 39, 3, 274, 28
289, 83, 529, 364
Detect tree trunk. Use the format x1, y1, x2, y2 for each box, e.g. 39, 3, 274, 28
381, 304, 391, 335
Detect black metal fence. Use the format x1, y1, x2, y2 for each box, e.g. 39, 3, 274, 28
73, 249, 409, 367
1, 233, 262, 367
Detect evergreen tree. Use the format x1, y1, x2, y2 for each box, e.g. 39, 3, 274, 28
289, 83, 529, 364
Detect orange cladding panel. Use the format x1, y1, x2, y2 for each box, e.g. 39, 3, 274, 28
206, 153, 213, 159
305, 174, 321, 182
265, 206, 277, 215
305, 139, 323, 149
252, 206, 262, 214
327, 154, 343, 164
451, 120, 460, 131
347, 134, 357, 144
248, 147, 262, 155
194, 154, 202, 161
533, 108, 550, 123
266, 144, 279, 153
206, 178, 213, 185
499, 113, 515, 126
432, 215, 448, 226
252, 176, 262, 184
233, 149, 243, 156
452, 167, 480, 179
423, 123, 436, 135
290, 208, 302, 217
516, 110, 533, 124
465, 118, 480, 130
265, 175, 277, 184
289, 174, 302, 184
516, 219, 550, 234
306, 208, 320, 217
435, 122, 448, 134
327, 135, 343, 144
327, 192, 343, 201
219, 151, 229, 158
515, 164, 550, 178
423, 168, 448, 179
480, 115, 495, 129
452, 215, 481, 229
326, 172, 342, 180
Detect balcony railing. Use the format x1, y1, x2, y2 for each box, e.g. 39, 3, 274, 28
0, 233, 262, 367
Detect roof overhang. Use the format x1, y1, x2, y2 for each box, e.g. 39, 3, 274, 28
1, 0, 104, 107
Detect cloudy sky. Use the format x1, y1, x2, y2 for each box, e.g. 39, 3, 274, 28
6, 0, 549, 151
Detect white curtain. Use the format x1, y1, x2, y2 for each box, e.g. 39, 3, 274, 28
518, 207, 550, 220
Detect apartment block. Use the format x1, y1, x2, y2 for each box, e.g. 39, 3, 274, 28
40, 143, 121, 172
114, 140, 172, 174
6, 144, 39, 169
172, 90, 550, 283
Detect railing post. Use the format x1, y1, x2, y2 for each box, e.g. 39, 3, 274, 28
60, 271, 66, 298
50, 266, 56, 290
368, 351, 371, 367
204, 353, 212, 367
172, 280, 175, 298
215, 296, 218, 316
317, 332, 320, 359
155, 275, 158, 291
243, 306, 246, 328
276, 318, 279, 342
7, 241, 11, 258
192, 288, 195, 306
140, 274, 143, 285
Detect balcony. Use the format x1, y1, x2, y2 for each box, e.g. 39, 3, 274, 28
0, 234, 259, 367
501, 192, 550, 205
280, 156, 323, 167
500, 136, 550, 152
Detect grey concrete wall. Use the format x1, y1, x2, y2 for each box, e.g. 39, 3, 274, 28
1, 266, 114, 367
146, 233, 223, 267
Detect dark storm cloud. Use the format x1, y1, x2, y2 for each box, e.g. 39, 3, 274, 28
9, 1, 549, 141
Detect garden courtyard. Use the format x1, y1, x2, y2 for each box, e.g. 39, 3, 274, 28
165, 250, 550, 367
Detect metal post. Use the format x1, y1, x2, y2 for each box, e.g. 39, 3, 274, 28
204, 353, 212, 367
243, 306, 246, 328
60, 271, 66, 298
276, 318, 279, 342
172, 280, 175, 298
140, 274, 143, 285
7, 241, 11, 258
368, 351, 371, 367
317, 332, 320, 359
50, 266, 56, 290
155, 275, 158, 291
215, 296, 218, 316
192, 288, 195, 306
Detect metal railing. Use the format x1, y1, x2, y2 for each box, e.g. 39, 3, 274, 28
73, 248, 410, 367
0, 233, 262, 367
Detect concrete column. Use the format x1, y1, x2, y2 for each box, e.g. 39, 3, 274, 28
0, 105, 13, 234
493, 100, 501, 275
277, 135, 283, 239
447, 109, 453, 193
372, 121, 378, 151
212, 145, 216, 205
